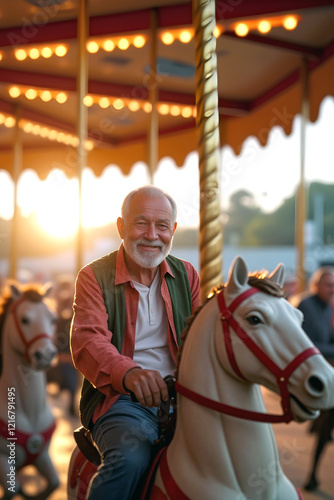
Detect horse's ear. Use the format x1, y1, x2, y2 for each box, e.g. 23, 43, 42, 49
10, 284, 22, 301
268, 263, 285, 287
226, 256, 249, 293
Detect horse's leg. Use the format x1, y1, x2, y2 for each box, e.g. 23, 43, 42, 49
304, 410, 333, 491
28, 448, 59, 500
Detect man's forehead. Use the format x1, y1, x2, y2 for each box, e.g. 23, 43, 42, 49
129, 193, 172, 213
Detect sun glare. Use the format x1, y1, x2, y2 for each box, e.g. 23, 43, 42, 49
36, 171, 79, 238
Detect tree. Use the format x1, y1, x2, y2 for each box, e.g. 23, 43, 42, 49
223, 190, 262, 245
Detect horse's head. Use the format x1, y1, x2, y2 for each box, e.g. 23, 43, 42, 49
3, 283, 58, 370
215, 256, 334, 423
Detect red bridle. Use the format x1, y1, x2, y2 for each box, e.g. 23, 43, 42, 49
176, 287, 320, 423
9, 296, 55, 363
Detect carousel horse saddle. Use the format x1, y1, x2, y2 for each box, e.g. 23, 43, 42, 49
73, 426, 101, 466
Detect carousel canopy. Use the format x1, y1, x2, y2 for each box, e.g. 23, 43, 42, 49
0, 0, 333, 179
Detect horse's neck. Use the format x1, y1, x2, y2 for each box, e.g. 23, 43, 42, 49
0, 334, 50, 429
166, 298, 289, 500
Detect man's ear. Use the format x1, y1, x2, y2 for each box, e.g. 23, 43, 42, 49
172, 222, 177, 235
117, 217, 125, 239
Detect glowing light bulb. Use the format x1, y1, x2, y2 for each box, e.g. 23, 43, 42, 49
179, 30, 192, 43
103, 40, 115, 52
258, 20, 271, 34
49, 130, 57, 140
85, 140, 94, 151
113, 98, 124, 110
41, 47, 52, 58
129, 100, 140, 111
83, 95, 94, 107
143, 102, 152, 113
40, 127, 49, 138
118, 38, 130, 50
9, 86, 21, 98
55, 45, 67, 57
32, 124, 41, 135
181, 107, 192, 118
40, 90, 52, 102
159, 104, 170, 115
133, 36, 146, 48
235, 23, 249, 37
161, 32, 174, 45
170, 105, 181, 116
25, 89, 37, 100
283, 16, 298, 30
23, 122, 33, 133
15, 49, 27, 61
99, 97, 110, 108
214, 26, 222, 38
87, 41, 99, 54
56, 92, 67, 104
29, 48, 40, 59
4, 117, 15, 128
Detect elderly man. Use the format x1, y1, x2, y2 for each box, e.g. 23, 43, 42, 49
71, 185, 201, 499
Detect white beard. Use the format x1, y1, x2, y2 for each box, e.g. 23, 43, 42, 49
123, 238, 173, 269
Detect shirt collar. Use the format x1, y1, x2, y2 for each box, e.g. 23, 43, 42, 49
114, 243, 175, 285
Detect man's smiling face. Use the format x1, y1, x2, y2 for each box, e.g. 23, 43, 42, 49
118, 192, 177, 269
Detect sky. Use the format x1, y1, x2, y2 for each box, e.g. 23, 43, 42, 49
0, 96, 333, 237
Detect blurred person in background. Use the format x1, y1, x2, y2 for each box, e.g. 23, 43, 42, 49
296, 266, 334, 491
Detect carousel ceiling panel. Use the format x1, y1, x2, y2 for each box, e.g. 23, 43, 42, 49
0, 0, 333, 178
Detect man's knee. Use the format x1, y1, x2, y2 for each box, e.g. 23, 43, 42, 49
103, 440, 152, 474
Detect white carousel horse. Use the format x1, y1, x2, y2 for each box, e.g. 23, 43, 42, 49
0, 283, 60, 499
68, 257, 334, 500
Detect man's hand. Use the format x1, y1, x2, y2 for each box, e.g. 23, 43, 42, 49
123, 367, 168, 408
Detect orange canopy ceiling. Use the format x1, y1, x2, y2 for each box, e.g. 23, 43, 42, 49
0, 0, 333, 179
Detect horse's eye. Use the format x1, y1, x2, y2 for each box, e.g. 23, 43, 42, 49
21, 316, 30, 325
246, 315, 262, 325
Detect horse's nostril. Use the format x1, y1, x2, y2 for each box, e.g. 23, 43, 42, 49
308, 376, 324, 393
34, 351, 43, 361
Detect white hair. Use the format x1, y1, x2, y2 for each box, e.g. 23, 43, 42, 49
121, 185, 177, 223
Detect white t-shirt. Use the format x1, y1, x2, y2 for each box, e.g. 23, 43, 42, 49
132, 271, 176, 378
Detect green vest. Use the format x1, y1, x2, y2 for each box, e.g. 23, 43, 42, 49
80, 250, 192, 429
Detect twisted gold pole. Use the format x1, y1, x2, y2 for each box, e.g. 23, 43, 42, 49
193, 0, 223, 301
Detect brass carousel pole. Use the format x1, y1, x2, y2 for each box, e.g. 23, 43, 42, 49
148, 9, 158, 185
295, 58, 309, 293
76, 0, 88, 274
9, 106, 22, 280
192, 0, 223, 301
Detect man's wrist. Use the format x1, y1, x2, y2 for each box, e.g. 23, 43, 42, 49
122, 367, 141, 392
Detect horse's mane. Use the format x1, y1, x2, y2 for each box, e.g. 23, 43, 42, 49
0, 283, 47, 376
177, 271, 285, 374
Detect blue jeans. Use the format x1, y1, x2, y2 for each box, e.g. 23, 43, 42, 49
87, 395, 159, 500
